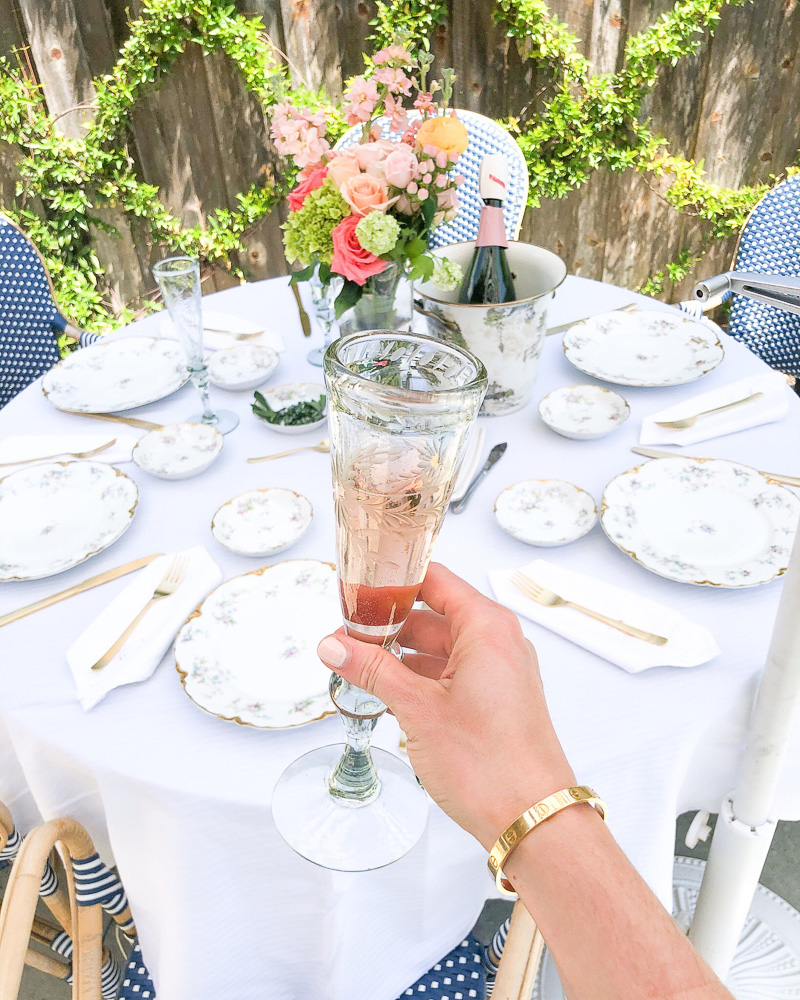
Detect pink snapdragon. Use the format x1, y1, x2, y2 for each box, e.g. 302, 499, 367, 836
270, 103, 331, 169
342, 77, 380, 125
372, 45, 413, 66
413, 92, 436, 115
383, 93, 410, 133
374, 67, 413, 96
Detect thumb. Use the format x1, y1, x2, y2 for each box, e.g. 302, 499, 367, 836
317, 633, 422, 714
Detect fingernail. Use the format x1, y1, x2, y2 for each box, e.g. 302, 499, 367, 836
317, 636, 348, 669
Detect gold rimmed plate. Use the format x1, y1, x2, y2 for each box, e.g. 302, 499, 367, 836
174, 559, 340, 728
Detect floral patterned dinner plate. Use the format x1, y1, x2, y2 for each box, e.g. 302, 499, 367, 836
42, 337, 189, 412
174, 559, 340, 729
601, 457, 800, 587
0, 461, 139, 581
562, 310, 724, 387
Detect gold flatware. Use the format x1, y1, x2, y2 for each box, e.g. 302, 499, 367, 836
630, 447, 800, 487
510, 572, 668, 646
91, 554, 189, 670
203, 326, 263, 341
546, 302, 638, 337
0, 555, 162, 628
247, 439, 330, 463
0, 439, 117, 467
653, 391, 764, 429
70, 412, 163, 431
291, 282, 312, 338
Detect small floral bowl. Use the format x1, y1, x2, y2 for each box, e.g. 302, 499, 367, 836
211, 488, 313, 556
132, 423, 224, 480
253, 382, 327, 435
494, 479, 597, 546
208, 344, 279, 392
538, 384, 630, 440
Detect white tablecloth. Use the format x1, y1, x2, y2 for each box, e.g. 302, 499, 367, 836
1, 275, 799, 1000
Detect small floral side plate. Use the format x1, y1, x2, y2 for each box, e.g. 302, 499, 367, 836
174, 559, 340, 728
133, 423, 224, 480
0, 461, 139, 581
539, 384, 630, 439
254, 382, 327, 435
211, 488, 313, 556
601, 457, 800, 587
208, 344, 280, 391
42, 337, 189, 412
495, 479, 597, 546
563, 310, 724, 387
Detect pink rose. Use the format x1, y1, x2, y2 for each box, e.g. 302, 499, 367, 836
326, 153, 360, 188
331, 216, 387, 285
384, 147, 419, 189
349, 139, 395, 170
286, 166, 328, 212
340, 173, 396, 216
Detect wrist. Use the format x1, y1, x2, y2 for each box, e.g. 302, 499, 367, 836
476, 765, 579, 851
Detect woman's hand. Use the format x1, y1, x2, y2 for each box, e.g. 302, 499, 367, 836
316, 562, 576, 849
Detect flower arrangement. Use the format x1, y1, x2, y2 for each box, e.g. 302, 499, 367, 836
270, 43, 468, 316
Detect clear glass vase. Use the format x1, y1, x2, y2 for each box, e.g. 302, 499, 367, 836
271, 331, 487, 871
338, 261, 412, 336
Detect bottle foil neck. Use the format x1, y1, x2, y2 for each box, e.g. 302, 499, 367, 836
476, 206, 508, 249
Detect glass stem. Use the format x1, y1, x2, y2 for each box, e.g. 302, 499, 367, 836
328, 673, 384, 804
189, 362, 216, 425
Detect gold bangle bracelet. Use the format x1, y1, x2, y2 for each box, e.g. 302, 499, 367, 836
487, 785, 608, 897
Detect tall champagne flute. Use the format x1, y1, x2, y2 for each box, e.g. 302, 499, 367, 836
152, 257, 239, 434
272, 331, 486, 871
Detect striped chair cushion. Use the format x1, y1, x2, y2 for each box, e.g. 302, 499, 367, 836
335, 110, 528, 249
728, 175, 800, 376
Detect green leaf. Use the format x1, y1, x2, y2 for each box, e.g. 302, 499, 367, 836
289, 264, 315, 284
334, 278, 363, 318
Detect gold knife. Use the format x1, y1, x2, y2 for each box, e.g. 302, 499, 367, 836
0, 554, 162, 627
68, 412, 163, 431
630, 447, 800, 487
546, 302, 638, 336
290, 282, 312, 338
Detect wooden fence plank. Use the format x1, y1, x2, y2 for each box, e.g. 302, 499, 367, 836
279, 0, 342, 98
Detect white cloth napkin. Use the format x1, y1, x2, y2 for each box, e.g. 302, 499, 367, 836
66, 546, 223, 710
640, 371, 790, 446
158, 310, 285, 353
489, 559, 720, 672
451, 424, 486, 502
0, 433, 140, 475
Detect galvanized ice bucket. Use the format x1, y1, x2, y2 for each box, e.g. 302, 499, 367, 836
414, 242, 566, 415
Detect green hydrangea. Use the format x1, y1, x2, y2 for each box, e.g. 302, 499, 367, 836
355, 212, 400, 256
282, 180, 349, 266
431, 256, 463, 291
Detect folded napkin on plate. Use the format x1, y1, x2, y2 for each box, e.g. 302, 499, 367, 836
640, 370, 790, 446
66, 546, 222, 710
489, 559, 720, 672
159, 310, 285, 353
0, 433, 140, 475
450, 425, 486, 502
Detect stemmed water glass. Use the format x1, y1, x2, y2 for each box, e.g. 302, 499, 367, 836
152, 256, 239, 434
272, 331, 487, 871
306, 267, 344, 367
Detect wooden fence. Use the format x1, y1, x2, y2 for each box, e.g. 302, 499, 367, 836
1, 0, 799, 318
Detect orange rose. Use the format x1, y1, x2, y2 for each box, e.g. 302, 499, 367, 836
414, 115, 469, 157
326, 153, 361, 188
340, 174, 397, 216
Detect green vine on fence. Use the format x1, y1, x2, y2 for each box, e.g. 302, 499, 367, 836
0, 0, 795, 329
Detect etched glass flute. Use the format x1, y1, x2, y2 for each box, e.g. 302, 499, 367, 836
152, 257, 239, 434
272, 331, 487, 871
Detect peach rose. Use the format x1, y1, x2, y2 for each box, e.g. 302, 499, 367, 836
326, 153, 361, 188
340, 173, 396, 216
384, 147, 419, 189
414, 115, 469, 157
349, 139, 396, 170
331, 215, 387, 285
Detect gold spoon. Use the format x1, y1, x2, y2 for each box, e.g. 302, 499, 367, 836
653, 392, 764, 430
0, 439, 117, 467
247, 439, 330, 463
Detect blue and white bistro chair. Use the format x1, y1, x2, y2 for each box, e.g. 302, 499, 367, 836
334, 110, 529, 247
0, 213, 100, 409
0, 812, 539, 999
679, 175, 800, 378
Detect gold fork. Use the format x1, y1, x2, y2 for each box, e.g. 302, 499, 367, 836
653, 391, 764, 430
247, 439, 330, 463
91, 554, 189, 670
510, 572, 668, 646
0, 439, 116, 467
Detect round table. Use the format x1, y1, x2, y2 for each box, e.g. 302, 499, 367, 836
1, 275, 799, 1000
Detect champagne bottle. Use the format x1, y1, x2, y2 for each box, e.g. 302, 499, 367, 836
458, 154, 517, 304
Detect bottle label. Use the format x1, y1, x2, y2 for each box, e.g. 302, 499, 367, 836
476, 206, 508, 248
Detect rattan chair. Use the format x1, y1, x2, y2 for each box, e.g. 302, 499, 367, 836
334, 110, 529, 248
0, 814, 542, 1000
0, 214, 100, 409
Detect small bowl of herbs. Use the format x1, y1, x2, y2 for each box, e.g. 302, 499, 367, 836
252, 382, 327, 435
